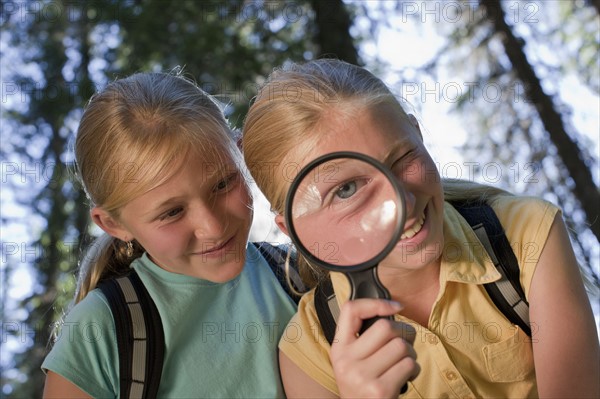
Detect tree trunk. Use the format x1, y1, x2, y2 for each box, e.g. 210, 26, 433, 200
480, 0, 600, 242
590, 0, 600, 16
16, 1, 95, 396
308, 0, 361, 65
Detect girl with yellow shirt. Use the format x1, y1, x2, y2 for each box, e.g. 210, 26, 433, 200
242, 59, 599, 398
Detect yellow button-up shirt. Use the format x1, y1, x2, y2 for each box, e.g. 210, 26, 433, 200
279, 196, 558, 398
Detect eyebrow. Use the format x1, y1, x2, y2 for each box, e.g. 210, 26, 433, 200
202, 160, 238, 182
147, 170, 232, 213
141, 195, 187, 221
141, 173, 223, 219
153, 196, 186, 211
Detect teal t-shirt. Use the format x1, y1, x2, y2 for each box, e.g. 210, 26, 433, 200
42, 243, 297, 398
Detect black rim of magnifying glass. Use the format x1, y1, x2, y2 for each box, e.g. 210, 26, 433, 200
284, 151, 406, 273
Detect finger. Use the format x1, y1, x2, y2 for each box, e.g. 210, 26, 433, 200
345, 317, 415, 361
359, 319, 416, 345
378, 355, 420, 394
360, 335, 416, 378
333, 299, 403, 345
399, 322, 417, 344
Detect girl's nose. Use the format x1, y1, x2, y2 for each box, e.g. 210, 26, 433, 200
193, 203, 227, 238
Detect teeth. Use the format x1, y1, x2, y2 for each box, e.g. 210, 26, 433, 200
401, 212, 425, 240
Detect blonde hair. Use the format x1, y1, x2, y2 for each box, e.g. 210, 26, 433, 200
243, 59, 511, 289
74, 72, 239, 302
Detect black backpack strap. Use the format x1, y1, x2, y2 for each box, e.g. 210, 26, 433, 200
252, 241, 304, 304
314, 277, 339, 345
452, 202, 531, 336
98, 270, 165, 398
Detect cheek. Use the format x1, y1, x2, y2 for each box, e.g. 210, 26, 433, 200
228, 185, 253, 222
418, 153, 440, 183
140, 228, 184, 254
406, 156, 442, 195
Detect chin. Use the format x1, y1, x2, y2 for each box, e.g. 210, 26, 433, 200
215, 258, 246, 282
383, 240, 442, 271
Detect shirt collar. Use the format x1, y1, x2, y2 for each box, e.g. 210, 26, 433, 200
441, 202, 501, 285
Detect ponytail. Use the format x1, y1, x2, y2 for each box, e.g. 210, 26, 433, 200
74, 233, 144, 303
442, 178, 513, 204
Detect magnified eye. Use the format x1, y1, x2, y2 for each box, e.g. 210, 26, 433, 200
328, 177, 370, 206
336, 181, 357, 199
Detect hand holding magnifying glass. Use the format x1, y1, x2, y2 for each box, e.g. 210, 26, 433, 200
285, 152, 413, 395
285, 151, 407, 333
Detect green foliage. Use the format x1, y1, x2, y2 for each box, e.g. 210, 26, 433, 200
93, 0, 317, 127
2, 0, 597, 396
1, 0, 355, 396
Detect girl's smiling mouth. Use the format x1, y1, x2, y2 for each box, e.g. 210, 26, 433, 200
193, 236, 235, 256
401, 211, 426, 240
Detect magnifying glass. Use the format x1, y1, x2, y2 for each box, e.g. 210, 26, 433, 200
285, 151, 406, 333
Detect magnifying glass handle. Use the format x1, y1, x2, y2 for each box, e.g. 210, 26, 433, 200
346, 267, 394, 335
347, 269, 409, 395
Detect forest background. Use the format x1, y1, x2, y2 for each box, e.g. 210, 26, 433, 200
1, 0, 599, 397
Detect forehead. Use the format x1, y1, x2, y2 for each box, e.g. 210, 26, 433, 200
145, 144, 236, 188
305, 102, 417, 165
182, 146, 238, 176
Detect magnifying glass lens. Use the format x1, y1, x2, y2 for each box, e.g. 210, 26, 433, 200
291, 158, 401, 267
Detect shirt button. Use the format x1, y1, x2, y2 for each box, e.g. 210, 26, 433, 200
445, 371, 457, 380
428, 335, 438, 345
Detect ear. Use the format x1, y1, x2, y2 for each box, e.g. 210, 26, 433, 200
274, 214, 290, 237
91, 207, 132, 241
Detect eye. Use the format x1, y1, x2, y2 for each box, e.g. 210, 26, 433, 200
328, 177, 369, 205
159, 207, 183, 221
214, 172, 239, 193
391, 150, 415, 173
335, 181, 358, 199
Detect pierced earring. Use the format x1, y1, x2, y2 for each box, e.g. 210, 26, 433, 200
126, 241, 134, 258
